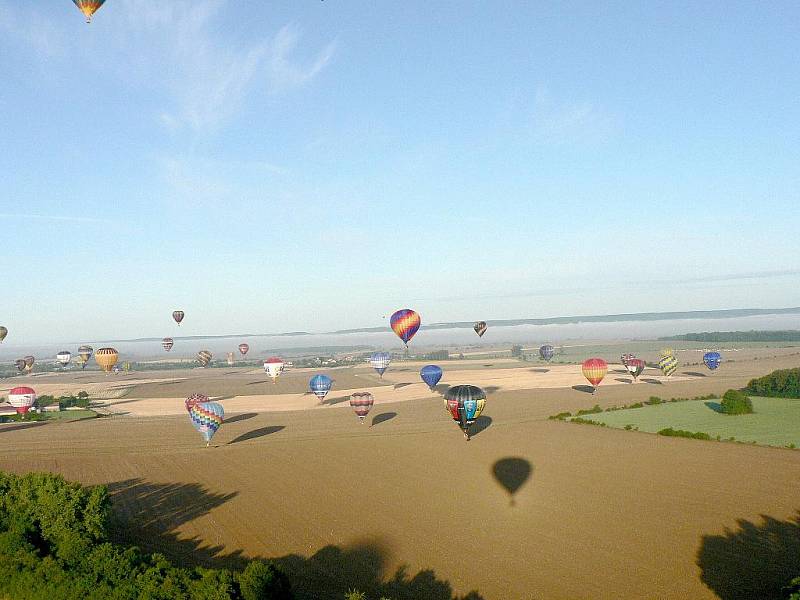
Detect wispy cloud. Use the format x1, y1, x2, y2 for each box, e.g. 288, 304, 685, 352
0, 3, 64, 58
268, 24, 337, 93
529, 85, 617, 144
0, 213, 110, 224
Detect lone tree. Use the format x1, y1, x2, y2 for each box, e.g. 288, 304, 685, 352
720, 389, 753, 415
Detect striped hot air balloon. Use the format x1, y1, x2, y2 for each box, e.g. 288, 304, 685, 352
390, 309, 420, 346
0, 326, 7, 342
23, 356, 34, 374
626, 358, 646, 381
72, 0, 106, 23
703, 351, 722, 372
581, 358, 608, 393
189, 401, 224, 446
185, 392, 209, 412
77, 345, 93, 369
95, 348, 118, 373
620, 353, 635, 368
56, 351, 72, 367
162, 338, 174, 352
238, 343, 249, 356
443, 385, 486, 441
197, 350, 212, 368
349, 391, 374, 423
8, 386, 36, 416
473, 321, 488, 338
370, 352, 391, 377
172, 310, 185, 325
420, 364, 443, 391
263, 357, 284, 382
658, 353, 678, 378
309, 374, 333, 402
539, 344, 555, 362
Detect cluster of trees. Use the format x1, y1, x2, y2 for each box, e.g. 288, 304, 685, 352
0, 471, 293, 600
745, 368, 800, 399
660, 330, 800, 342
35, 391, 91, 411
720, 389, 753, 415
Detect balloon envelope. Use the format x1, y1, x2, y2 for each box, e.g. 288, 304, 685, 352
95, 348, 118, 373
0, 326, 7, 342
703, 351, 722, 371
620, 353, 635, 367
420, 364, 443, 390
8, 386, 36, 415
370, 352, 391, 377
473, 321, 487, 337
443, 385, 487, 439
658, 354, 678, 377
72, 0, 106, 22
185, 393, 209, 412
238, 343, 249, 356
264, 357, 284, 382
582, 358, 608, 387
172, 310, 185, 325
349, 391, 374, 422
626, 358, 646, 380
389, 309, 420, 346
162, 338, 174, 352
539, 345, 555, 361
309, 374, 333, 402
197, 350, 212, 367
56, 351, 72, 367
14, 359, 25, 372
189, 401, 224, 444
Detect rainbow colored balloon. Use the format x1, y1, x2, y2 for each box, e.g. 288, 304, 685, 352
390, 309, 420, 346
189, 401, 224, 445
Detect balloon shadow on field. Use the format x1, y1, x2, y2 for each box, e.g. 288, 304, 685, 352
321, 395, 350, 406
246, 380, 272, 385
225, 412, 257, 424
685, 371, 707, 377
642, 378, 664, 385
705, 401, 724, 413
433, 384, 449, 394
697, 512, 800, 600
484, 386, 501, 394
469, 416, 492, 438
572, 384, 595, 394
492, 457, 532, 506
393, 383, 414, 390
530, 368, 549, 373
228, 425, 285, 444
371, 412, 397, 426
614, 378, 633, 384
107, 481, 486, 600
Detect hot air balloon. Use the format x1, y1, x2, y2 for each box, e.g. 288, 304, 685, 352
309, 374, 333, 402
56, 351, 72, 368
197, 350, 212, 368
95, 348, 118, 373
172, 310, 185, 325
658, 353, 678, 378
162, 338, 174, 352
444, 384, 486, 441
77, 345, 93, 369
72, 0, 106, 23
659, 348, 675, 359
390, 309, 420, 347
370, 352, 391, 377
420, 364, 443, 391
349, 391, 374, 423
226, 352, 235, 367
539, 344, 555, 362
23, 356, 34, 374
703, 351, 722, 372
238, 343, 249, 356
185, 392, 209, 412
8, 386, 36, 417
0, 326, 7, 342
263, 357, 284, 383
14, 359, 26, 373
473, 321, 488, 338
626, 358, 646, 382
620, 353, 635, 368
581, 358, 608, 393
189, 401, 224, 446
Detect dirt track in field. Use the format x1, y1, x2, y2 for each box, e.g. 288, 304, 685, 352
0, 353, 799, 599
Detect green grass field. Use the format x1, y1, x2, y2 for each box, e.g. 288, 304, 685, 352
574, 397, 800, 447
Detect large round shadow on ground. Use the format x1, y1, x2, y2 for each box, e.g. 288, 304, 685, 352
491, 457, 532, 507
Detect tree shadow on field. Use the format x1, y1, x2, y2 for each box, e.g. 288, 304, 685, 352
572, 384, 595, 394
225, 412, 257, 424
697, 512, 800, 600
0, 421, 48, 434
228, 425, 285, 444
705, 401, 724, 413
372, 412, 396, 426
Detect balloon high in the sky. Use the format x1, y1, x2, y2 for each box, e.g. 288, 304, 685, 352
370, 352, 391, 377
72, 0, 106, 23
172, 310, 185, 325
238, 343, 249, 356
626, 358, 646, 381
162, 338, 174, 352
189, 401, 224, 446
309, 374, 333, 402
8, 386, 36, 416
77, 345, 93, 369
473, 321, 487, 337
658, 353, 678, 378
581, 358, 608, 393
420, 364, 443, 391
444, 384, 486, 441
349, 391, 374, 423
197, 350, 212, 368
56, 351, 72, 367
0, 326, 7, 342
703, 351, 722, 371
263, 357, 284, 383
390, 309, 420, 346
539, 344, 555, 362
95, 348, 118, 373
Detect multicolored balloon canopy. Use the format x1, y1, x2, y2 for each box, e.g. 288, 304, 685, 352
658, 353, 678, 378
309, 374, 333, 402
349, 391, 374, 423
162, 338, 174, 352
370, 352, 391, 377
581, 358, 608, 392
703, 351, 722, 371
626, 358, 646, 381
56, 351, 72, 367
172, 310, 185, 325
620, 353, 635, 368
390, 309, 420, 346
14, 359, 26, 372
238, 343, 249, 356
8, 386, 36, 416
197, 350, 212, 367
264, 357, 284, 382
72, 0, 106, 23
95, 348, 118, 373
420, 364, 443, 391
77, 345, 93, 369
189, 401, 224, 446
185, 392, 209, 412
443, 384, 486, 441
539, 344, 555, 362
473, 321, 487, 337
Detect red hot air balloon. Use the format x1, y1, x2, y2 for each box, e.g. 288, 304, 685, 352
8, 386, 36, 416
390, 309, 421, 347
581, 358, 608, 394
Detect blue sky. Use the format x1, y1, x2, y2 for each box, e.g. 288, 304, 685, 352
1, 1, 798, 344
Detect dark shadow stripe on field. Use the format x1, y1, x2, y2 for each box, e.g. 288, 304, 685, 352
225, 412, 257, 424
371, 412, 396, 426
228, 425, 285, 444
0, 421, 48, 433
572, 384, 595, 394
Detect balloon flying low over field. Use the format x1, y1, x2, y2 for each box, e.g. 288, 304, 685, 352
162, 338, 174, 352
95, 348, 118, 373
197, 350, 212, 368
420, 364, 443, 391
23, 356, 35, 374
349, 391, 374, 423
658, 352, 678, 378
8, 386, 36, 417
581, 358, 608, 393
444, 385, 486, 441
309, 374, 333, 402
77, 345, 93, 369
370, 352, 391, 377
539, 344, 555, 362
390, 309, 420, 347
703, 351, 722, 371
625, 358, 646, 381
185, 393, 209, 412
56, 351, 72, 367
238, 343, 249, 356
263, 357, 284, 383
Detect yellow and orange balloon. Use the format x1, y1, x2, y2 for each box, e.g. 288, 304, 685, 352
72, 0, 105, 23
95, 347, 119, 373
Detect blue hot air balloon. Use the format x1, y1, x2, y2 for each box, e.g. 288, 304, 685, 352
703, 351, 722, 371
370, 352, 391, 377
309, 374, 333, 402
539, 344, 555, 362
420, 364, 443, 391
